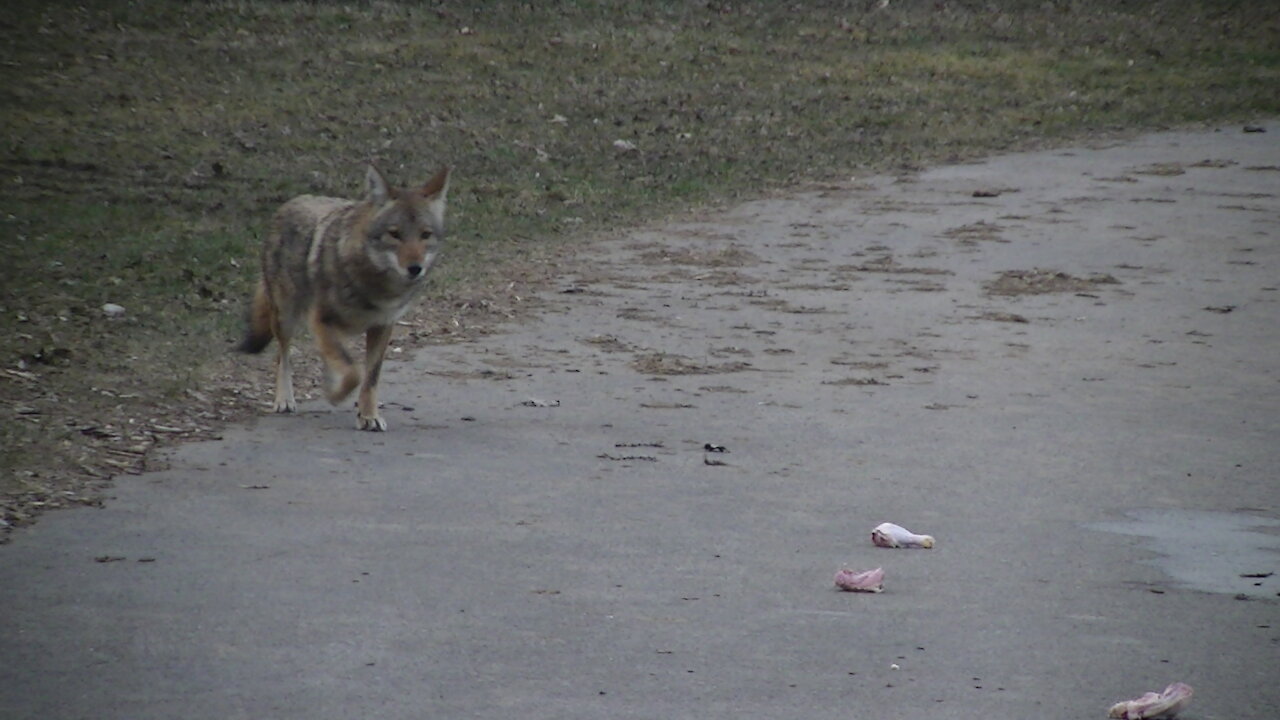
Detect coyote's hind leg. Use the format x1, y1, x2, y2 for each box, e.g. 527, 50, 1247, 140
271, 313, 298, 413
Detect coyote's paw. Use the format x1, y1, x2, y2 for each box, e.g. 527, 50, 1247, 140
272, 398, 298, 414
357, 413, 388, 432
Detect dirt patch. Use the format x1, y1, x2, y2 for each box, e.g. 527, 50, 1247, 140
1130, 162, 1187, 176
746, 298, 833, 314
1190, 159, 1239, 169
617, 307, 668, 323
638, 402, 697, 410
580, 335, 634, 353
694, 270, 764, 287
697, 385, 749, 394
426, 368, 517, 381
780, 282, 856, 291
631, 353, 753, 376
831, 358, 891, 370
943, 221, 1007, 244
821, 377, 887, 387
636, 245, 761, 268
888, 279, 948, 292
974, 311, 1031, 323
984, 269, 1121, 296
836, 255, 954, 275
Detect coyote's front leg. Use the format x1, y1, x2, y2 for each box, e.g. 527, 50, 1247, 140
357, 325, 394, 431
311, 313, 361, 407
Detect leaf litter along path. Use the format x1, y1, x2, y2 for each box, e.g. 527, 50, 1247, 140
2, 124, 1278, 719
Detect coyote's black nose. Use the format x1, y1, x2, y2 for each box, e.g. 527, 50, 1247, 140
407, 264, 423, 278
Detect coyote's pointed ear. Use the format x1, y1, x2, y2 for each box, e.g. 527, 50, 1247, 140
365, 164, 391, 205
421, 167, 450, 203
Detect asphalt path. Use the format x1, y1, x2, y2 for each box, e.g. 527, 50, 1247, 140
3, 124, 1278, 719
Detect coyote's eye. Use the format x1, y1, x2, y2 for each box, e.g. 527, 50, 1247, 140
420, 230, 432, 240
387, 227, 401, 240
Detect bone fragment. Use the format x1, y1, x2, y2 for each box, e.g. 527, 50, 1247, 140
871, 522, 935, 548
1108, 682, 1193, 719
834, 567, 885, 593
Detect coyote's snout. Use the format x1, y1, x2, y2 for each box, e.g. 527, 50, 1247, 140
238, 165, 451, 431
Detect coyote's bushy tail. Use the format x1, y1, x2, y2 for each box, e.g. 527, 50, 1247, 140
236, 280, 274, 354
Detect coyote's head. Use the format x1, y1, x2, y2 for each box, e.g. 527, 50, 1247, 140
361, 165, 450, 284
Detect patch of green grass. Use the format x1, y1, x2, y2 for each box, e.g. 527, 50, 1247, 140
1, 0, 1277, 528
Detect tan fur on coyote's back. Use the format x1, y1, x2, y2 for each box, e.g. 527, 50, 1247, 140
238, 165, 450, 431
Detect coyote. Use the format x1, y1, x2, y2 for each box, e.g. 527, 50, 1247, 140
237, 165, 450, 431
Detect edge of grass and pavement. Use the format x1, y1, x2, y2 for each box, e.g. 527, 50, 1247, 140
2, 1, 1277, 538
